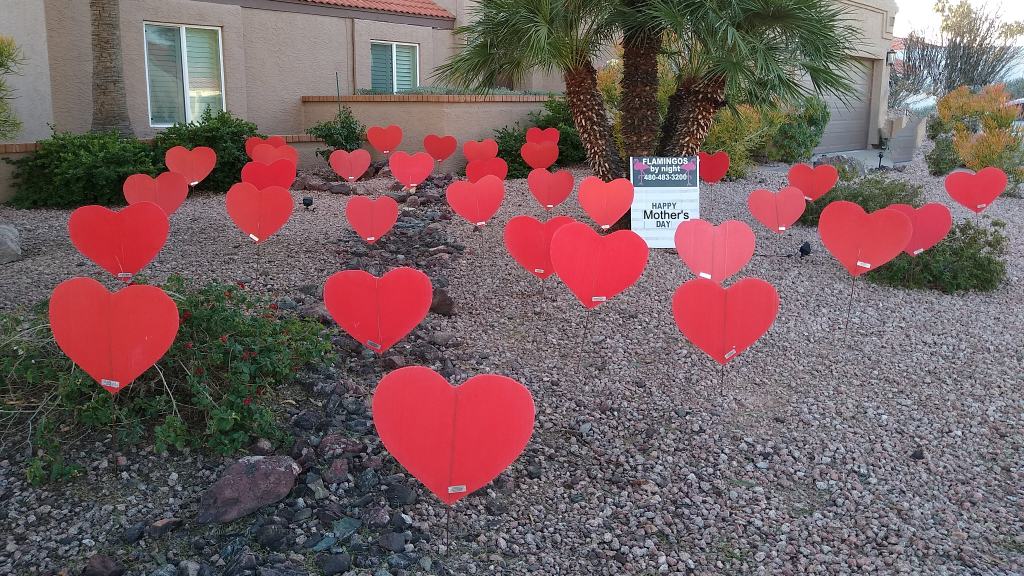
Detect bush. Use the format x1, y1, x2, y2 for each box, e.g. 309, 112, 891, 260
305, 106, 365, 162
1, 276, 333, 483
530, 97, 588, 165
954, 128, 1024, 194
152, 108, 260, 193
926, 115, 950, 141
766, 96, 831, 163
702, 105, 766, 179
867, 219, 1008, 293
494, 123, 531, 179
798, 174, 924, 226
926, 134, 964, 175
7, 130, 157, 208
0, 35, 23, 139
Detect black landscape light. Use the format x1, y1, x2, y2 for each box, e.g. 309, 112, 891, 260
302, 196, 314, 210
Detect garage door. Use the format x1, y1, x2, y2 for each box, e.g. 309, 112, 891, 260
815, 58, 873, 153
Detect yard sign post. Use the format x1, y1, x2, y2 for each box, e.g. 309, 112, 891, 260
629, 156, 700, 248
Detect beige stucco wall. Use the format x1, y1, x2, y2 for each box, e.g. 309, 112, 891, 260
838, 0, 898, 148
0, 0, 55, 143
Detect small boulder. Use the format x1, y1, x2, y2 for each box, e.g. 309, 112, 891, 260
327, 182, 355, 195
81, 554, 126, 576
813, 154, 866, 180
316, 552, 352, 576
195, 456, 300, 524
430, 288, 455, 316
0, 224, 22, 265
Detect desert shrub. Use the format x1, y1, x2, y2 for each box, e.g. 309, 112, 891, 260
926, 115, 950, 141
494, 123, 531, 179
926, 134, 964, 176
954, 129, 1024, 194
798, 174, 924, 226
530, 97, 588, 165
152, 108, 259, 193
701, 105, 765, 179
766, 96, 831, 163
7, 130, 157, 208
0, 276, 333, 483
305, 106, 364, 161
0, 35, 22, 139
868, 219, 1007, 293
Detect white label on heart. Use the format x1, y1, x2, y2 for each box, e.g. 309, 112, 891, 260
117, 272, 132, 279
857, 261, 872, 269
699, 272, 712, 280
366, 340, 382, 350
546, 204, 554, 208
592, 296, 607, 302
778, 226, 787, 231
534, 268, 544, 273
190, 180, 200, 187
476, 222, 486, 227
367, 237, 376, 241
724, 348, 736, 359
600, 225, 610, 230
805, 196, 812, 201
249, 234, 260, 242
447, 485, 467, 494
978, 203, 987, 208
913, 249, 924, 255
101, 379, 121, 389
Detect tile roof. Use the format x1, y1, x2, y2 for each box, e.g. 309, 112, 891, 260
295, 0, 454, 20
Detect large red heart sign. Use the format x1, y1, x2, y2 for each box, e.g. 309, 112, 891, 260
123, 172, 189, 215
251, 143, 299, 166
888, 203, 953, 256
698, 151, 730, 184
68, 203, 169, 281
673, 220, 755, 283
226, 183, 293, 243
672, 278, 779, 365
49, 277, 179, 394
446, 175, 505, 226
323, 267, 432, 354
503, 215, 574, 280
944, 167, 1008, 213
520, 141, 559, 170
788, 163, 839, 201
463, 139, 498, 163
466, 157, 508, 183
245, 135, 287, 157
367, 125, 403, 154
346, 196, 399, 244
818, 201, 913, 276
423, 134, 457, 162
578, 177, 634, 229
329, 149, 372, 182
550, 222, 649, 309
389, 151, 434, 189
747, 187, 807, 233
165, 146, 216, 186
241, 159, 297, 190
526, 127, 559, 144
527, 169, 574, 210
372, 366, 535, 505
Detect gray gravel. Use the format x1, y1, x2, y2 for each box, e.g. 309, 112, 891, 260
0, 146, 1022, 575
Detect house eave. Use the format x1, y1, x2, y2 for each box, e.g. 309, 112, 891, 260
194, 0, 456, 29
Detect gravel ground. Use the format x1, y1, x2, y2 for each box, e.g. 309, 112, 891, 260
0, 147, 1022, 575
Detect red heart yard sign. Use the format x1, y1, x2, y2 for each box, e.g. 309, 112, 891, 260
329, 149, 372, 182
123, 172, 189, 215
367, 125, 403, 154
578, 177, 634, 229
503, 215, 575, 280
251, 143, 299, 166
673, 220, 755, 283
747, 187, 807, 233
944, 167, 1008, 213
423, 134, 458, 162
526, 127, 559, 144
245, 135, 287, 157
389, 152, 435, 189
346, 196, 399, 244
466, 157, 509, 183
226, 183, 294, 243
68, 202, 169, 281
698, 151, 730, 184
165, 146, 216, 187
372, 366, 535, 505
323, 267, 432, 354
550, 222, 649, 308
527, 169, 574, 210
818, 201, 913, 276
788, 163, 839, 202
672, 277, 779, 365
241, 159, 297, 190
888, 203, 953, 256
49, 277, 179, 394
463, 139, 499, 163
520, 141, 559, 170
446, 175, 505, 226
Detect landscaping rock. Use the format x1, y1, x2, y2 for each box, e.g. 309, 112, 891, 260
430, 288, 455, 316
0, 224, 21, 265
81, 554, 126, 576
814, 154, 866, 180
316, 552, 352, 576
195, 456, 301, 524
327, 182, 355, 195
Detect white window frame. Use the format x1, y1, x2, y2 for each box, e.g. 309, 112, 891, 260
143, 22, 227, 128
370, 41, 420, 94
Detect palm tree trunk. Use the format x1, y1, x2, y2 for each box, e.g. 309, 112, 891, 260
666, 76, 726, 156
90, 0, 133, 136
656, 79, 687, 156
620, 26, 662, 157
564, 63, 624, 181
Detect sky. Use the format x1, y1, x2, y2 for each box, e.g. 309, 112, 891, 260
893, 0, 1024, 38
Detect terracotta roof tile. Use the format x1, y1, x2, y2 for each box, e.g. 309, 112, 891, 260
295, 0, 454, 20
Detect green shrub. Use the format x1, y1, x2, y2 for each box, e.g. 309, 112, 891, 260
354, 86, 550, 96
766, 96, 831, 163
305, 106, 365, 162
867, 219, 1007, 293
702, 105, 766, 179
926, 115, 950, 141
494, 123, 531, 179
798, 174, 924, 226
530, 97, 588, 165
0, 35, 23, 139
7, 130, 157, 208
0, 276, 333, 482
926, 134, 963, 176
152, 108, 259, 193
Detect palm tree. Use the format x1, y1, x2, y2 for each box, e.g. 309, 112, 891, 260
90, 0, 133, 136
617, 0, 663, 156
436, 0, 623, 180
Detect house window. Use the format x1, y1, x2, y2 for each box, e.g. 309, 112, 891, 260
144, 23, 225, 126
370, 42, 419, 93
